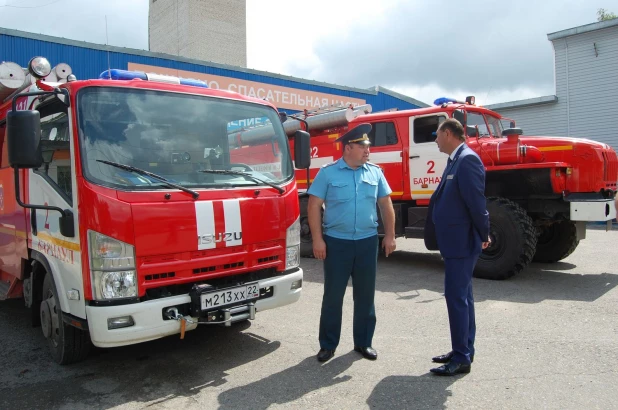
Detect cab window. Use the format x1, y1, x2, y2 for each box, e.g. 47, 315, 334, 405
466, 112, 490, 137
413, 115, 446, 143
368, 122, 398, 146
485, 115, 504, 138
37, 100, 73, 202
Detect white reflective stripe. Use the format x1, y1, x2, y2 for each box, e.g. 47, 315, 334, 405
223, 199, 242, 246
309, 156, 334, 169
145, 72, 181, 84
195, 201, 215, 250
368, 151, 402, 164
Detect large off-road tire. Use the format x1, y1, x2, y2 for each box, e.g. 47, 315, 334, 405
40, 274, 91, 364
474, 198, 538, 280
532, 220, 579, 263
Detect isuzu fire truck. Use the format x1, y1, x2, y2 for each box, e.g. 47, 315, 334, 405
280, 98, 618, 280
0, 57, 310, 364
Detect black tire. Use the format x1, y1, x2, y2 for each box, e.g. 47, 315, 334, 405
474, 198, 538, 280
533, 220, 579, 263
299, 216, 314, 258
40, 274, 91, 364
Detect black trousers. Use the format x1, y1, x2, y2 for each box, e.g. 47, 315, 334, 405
319, 234, 378, 350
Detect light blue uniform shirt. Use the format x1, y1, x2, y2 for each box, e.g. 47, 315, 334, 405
307, 158, 392, 240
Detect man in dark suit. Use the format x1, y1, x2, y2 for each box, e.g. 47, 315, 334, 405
425, 118, 490, 376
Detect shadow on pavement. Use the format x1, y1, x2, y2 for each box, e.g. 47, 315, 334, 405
217, 351, 360, 409
0, 302, 281, 409
367, 372, 459, 410
301, 248, 618, 304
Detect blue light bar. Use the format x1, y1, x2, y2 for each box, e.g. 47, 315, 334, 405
433, 97, 463, 105
177, 78, 209, 88
100, 69, 147, 81
99, 69, 208, 88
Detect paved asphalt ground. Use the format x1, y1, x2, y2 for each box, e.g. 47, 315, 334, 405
1, 229, 617, 409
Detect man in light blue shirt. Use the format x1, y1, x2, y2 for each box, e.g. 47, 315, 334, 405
307, 123, 396, 362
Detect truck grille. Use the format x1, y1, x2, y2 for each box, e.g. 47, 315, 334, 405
145, 272, 176, 281
144, 267, 281, 300
193, 262, 244, 274
603, 150, 618, 187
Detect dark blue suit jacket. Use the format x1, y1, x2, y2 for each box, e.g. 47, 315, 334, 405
424, 145, 489, 258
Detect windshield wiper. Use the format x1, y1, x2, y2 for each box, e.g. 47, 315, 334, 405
96, 160, 199, 199
199, 169, 285, 194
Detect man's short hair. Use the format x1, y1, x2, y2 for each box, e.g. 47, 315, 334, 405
438, 118, 465, 142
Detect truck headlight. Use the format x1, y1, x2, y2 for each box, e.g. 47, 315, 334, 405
95, 271, 137, 299
286, 217, 301, 269
89, 231, 137, 300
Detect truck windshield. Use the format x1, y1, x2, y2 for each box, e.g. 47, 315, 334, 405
486, 115, 504, 138
77, 87, 293, 191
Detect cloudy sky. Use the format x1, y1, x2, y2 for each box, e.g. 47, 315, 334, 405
1, 0, 617, 105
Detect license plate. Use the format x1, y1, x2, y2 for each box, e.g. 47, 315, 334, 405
200, 283, 259, 310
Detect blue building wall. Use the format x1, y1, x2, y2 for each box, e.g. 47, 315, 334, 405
1, 29, 427, 113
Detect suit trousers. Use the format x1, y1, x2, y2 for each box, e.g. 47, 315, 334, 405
443, 255, 479, 365
319, 234, 378, 350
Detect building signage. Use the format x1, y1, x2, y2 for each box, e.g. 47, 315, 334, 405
128, 63, 366, 111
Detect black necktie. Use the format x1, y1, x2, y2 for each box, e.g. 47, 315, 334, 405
447, 157, 453, 166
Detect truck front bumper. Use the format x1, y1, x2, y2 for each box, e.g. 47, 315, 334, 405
86, 268, 302, 348
570, 199, 616, 221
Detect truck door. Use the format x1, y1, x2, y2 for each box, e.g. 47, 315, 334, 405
28, 99, 84, 318
408, 113, 448, 201
367, 121, 403, 197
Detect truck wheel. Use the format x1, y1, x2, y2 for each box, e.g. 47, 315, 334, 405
40, 273, 91, 364
299, 216, 314, 258
475, 198, 538, 280
532, 220, 579, 263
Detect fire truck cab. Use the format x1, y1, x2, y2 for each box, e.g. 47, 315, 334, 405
0, 57, 311, 364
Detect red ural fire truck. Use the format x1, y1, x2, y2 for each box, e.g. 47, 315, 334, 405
285, 98, 617, 280
0, 57, 310, 364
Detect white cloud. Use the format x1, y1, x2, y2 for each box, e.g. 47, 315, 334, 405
2, 0, 618, 105
390, 83, 556, 107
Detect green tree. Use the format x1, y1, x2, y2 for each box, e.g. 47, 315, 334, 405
597, 8, 617, 21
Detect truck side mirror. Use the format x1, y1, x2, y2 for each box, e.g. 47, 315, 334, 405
59, 210, 75, 238
466, 126, 478, 138
7, 110, 43, 169
453, 109, 467, 127
279, 112, 288, 124
294, 130, 311, 170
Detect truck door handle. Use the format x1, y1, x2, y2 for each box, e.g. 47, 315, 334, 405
409, 155, 420, 159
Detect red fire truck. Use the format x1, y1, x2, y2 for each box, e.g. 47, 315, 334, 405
284, 98, 617, 280
0, 57, 310, 364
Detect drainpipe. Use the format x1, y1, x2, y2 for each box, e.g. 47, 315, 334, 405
565, 38, 570, 137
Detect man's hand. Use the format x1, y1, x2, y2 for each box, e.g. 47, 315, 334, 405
377, 196, 396, 257
482, 237, 491, 250
313, 237, 327, 260
382, 234, 396, 257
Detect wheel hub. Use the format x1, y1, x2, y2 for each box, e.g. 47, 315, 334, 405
40, 299, 52, 338
485, 230, 500, 254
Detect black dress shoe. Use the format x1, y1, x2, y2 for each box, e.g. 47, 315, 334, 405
354, 346, 378, 360
432, 351, 474, 363
430, 361, 471, 376
317, 348, 335, 362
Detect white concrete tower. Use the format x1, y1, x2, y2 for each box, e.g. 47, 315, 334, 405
148, 0, 247, 67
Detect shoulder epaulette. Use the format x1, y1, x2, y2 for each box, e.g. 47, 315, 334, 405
366, 161, 381, 168
321, 161, 338, 168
